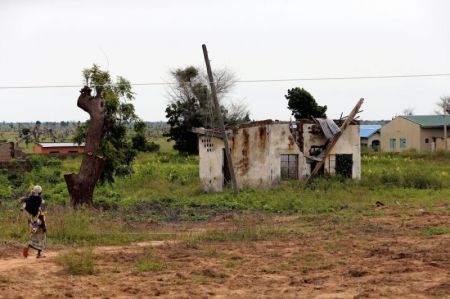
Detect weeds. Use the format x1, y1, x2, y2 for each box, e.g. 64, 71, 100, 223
1, 145, 449, 245
187, 225, 288, 243
191, 274, 208, 283
55, 248, 95, 275
0, 275, 9, 284
300, 252, 334, 274
135, 247, 168, 272
424, 227, 450, 235
224, 260, 236, 268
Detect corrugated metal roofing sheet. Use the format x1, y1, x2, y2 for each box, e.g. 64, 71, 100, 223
360, 125, 381, 138
401, 115, 450, 128
316, 118, 341, 140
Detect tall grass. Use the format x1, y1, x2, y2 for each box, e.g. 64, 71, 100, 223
0, 203, 175, 246
361, 153, 449, 189
1, 143, 449, 244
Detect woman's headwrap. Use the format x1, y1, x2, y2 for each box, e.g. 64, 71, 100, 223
31, 185, 42, 196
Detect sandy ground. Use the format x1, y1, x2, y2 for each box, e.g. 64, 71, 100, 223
1, 210, 450, 299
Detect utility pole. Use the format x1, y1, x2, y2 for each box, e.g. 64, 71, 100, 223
202, 44, 239, 194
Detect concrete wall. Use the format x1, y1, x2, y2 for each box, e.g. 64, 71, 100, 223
435, 137, 450, 151
198, 136, 225, 192
198, 123, 304, 192
380, 117, 421, 152
0, 142, 14, 162
303, 124, 361, 179
421, 128, 449, 151
198, 122, 361, 192
230, 123, 304, 188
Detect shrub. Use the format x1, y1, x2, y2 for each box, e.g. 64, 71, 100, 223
115, 165, 133, 177
145, 141, 160, 152
402, 172, 442, 189
380, 171, 401, 186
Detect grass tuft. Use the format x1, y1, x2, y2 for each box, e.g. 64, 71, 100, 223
55, 248, 95, 275
135, 247, 168, 272
425, 227, 450, 235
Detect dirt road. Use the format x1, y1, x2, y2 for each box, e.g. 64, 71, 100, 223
1, 213, 449, 298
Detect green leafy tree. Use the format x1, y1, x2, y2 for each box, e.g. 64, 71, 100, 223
165, 66, 249, 154
285, 87, 327, 120
65, 64, 142, 207
131, 120, 160, 152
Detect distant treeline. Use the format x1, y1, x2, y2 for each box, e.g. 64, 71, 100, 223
0, 121, 169, 131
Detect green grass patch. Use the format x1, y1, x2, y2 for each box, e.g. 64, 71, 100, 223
0, 203, 175, 246
135, 247, 168, 272
424, 227, 450, 235
324, 242, 347, 252
188, 226, 286, 243
136, 261, 168, 272
191, 274, 208, 283
224, 260, 236, 268
299, 252, 334, 274
55, 248, 95, 275
1, 144, 450, 246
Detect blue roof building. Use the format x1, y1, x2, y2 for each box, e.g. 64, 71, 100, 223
360, 125, 382, 149
360, 125, 382, 138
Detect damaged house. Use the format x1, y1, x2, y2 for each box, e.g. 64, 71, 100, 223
194, 118, 361, 192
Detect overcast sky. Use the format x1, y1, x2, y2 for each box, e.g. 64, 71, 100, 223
0, 0, 449, 122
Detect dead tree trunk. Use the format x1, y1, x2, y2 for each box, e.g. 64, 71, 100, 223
64, 86, 106, 207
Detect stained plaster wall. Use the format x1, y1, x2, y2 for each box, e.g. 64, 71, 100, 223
302, 124, 361, 179
198, 122, 361, 192
198, 123, 304, 192
198, 136, 225, 192
231, 123, 305, 189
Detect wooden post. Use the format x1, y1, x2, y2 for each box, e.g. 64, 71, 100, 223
202, 44, 239, 194
307, 98, 364, 183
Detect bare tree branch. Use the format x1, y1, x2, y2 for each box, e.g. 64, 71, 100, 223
435, 96, 450, 115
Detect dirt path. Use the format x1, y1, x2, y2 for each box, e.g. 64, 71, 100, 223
1, 213, 450, 298
0, 240, 178, 299
0, 240, 171, 273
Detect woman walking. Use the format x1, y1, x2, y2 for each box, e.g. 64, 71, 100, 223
20, 185, 47, 258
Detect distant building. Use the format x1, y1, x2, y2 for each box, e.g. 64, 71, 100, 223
380, 115, 450, 152
360, 125, 381, 149
34, 143, 85, 155
194, 119, 360, 192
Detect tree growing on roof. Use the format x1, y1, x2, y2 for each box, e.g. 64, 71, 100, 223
165, 66, 249, 154
285, 87, 327, 120
65, 64, 148, 207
